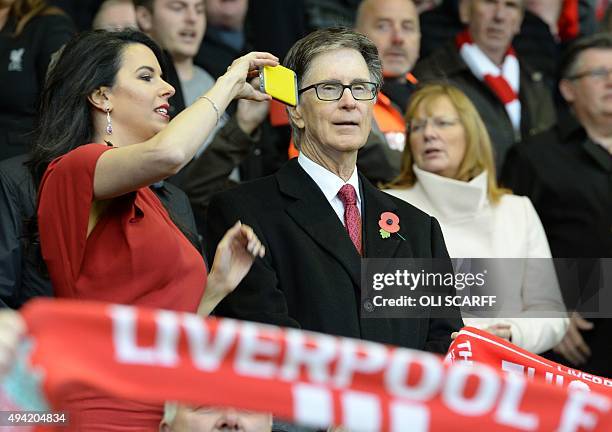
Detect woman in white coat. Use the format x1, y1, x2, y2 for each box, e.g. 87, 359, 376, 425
385, 83, 568, 354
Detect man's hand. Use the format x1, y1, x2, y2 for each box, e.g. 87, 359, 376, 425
236, 78, 270, 135
553, 311, 593, 365
484, 323, 512, 341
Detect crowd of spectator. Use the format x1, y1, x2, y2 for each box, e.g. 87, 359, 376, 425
0, 0, 611, 430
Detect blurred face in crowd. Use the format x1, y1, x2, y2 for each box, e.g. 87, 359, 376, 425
459, 0, 523, 64
160, 406, 273, 432
205, 0, 248, 30
291, 48, 376, 162
98, 43, 175, 145
560, 48, 612, 127
412, 0, 442, 13
356, 0, 420, 79
93, 1, 138, 31
524, 0, 561, 35
137, 0, 206, 61
409, 95, 467, 179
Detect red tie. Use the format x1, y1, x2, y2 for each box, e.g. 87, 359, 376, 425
337, 184, 362, 255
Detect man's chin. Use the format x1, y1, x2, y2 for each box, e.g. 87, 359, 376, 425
331, 136, 368, 153
382, 65, 411, 79
171, 46, 200, 60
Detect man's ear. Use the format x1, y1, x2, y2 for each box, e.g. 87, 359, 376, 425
458, 0, 471, 25
559, 79, 576, 105
287, 105, 305, 130
88, 87, 111, 112
135, 5, 154, 33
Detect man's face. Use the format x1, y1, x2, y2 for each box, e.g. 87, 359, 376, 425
141, 0, 206, 61
356, 0, 420, 78
162, 406, 272, 432
204, 0, 248, 30
460, 0, 523, 61
524, 0, 562, 31
93, 2, 138, 31
560, 48, 612, 126
292, 48, 376, 160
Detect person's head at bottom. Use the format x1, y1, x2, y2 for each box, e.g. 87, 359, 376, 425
160, 403, 273, 432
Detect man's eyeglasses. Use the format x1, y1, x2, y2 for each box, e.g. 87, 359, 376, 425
298, 81, 378, 101
409, 117, 461, 134
567, 67, 612, 82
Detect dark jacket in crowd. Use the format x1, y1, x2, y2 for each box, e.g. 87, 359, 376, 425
501, 111, 612, 378
0, 13, 75, 160
49, 0, 102, 31
0, 154, 200, 309
414, 41, 556, 170
501, 111, 611, 260
245, 0, 307, 60
195, 27, 249, 80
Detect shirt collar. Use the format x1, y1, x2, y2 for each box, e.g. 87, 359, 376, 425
297, 152, 361, 205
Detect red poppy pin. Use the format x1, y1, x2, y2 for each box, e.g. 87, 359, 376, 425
378, 212, 406, 240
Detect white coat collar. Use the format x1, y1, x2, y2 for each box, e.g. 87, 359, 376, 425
413, 165, 489, 219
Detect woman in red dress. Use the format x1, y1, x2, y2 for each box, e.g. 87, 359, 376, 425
27, 30, 277, 430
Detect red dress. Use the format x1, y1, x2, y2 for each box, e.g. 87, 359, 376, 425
37, 144, 206, 430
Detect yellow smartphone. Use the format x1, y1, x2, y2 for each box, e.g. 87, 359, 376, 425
259, 65, 298, 107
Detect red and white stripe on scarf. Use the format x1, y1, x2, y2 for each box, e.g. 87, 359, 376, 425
447, 326, 612, 395
456, 30, 521, 132
15, 299, 612, 431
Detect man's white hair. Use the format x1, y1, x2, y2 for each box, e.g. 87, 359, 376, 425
162, 401, 179, 427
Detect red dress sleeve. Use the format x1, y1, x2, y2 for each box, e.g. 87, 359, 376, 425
37, 144, 112, 297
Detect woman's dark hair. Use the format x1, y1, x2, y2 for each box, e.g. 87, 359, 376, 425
26, 30, 201, 257
28, 29, 165, 187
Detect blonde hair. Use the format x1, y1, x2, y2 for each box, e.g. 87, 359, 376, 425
10, 0, 64, 37
388, 83, 509, 203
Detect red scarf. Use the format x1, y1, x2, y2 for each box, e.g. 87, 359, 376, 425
447, 326, 612, 395
456, 30, 521, 131
15, 299, 612, 431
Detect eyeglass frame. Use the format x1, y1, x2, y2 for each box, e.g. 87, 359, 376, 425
408, 117, 462, 134
297, 80, 379, 101
566, 67, 612, 81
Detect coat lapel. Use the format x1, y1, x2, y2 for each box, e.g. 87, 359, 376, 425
583, 140, 612, 173
360, 175, 408, 259
277, 160, 361, 286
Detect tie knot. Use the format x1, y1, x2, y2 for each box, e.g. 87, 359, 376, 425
338, 184, 357, 206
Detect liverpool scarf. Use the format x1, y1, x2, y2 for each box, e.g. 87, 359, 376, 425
456, 30, 521, 132
447, 326, 612, 395
6, 299, 612, 431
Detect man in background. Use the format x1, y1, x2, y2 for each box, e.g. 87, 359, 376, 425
92, 0, 138, 31
502, 32, 612, 378
354, 0, 421, 183
414, 0, 556, 170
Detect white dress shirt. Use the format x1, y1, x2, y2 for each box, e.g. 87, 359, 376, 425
297, 152, 362, 226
